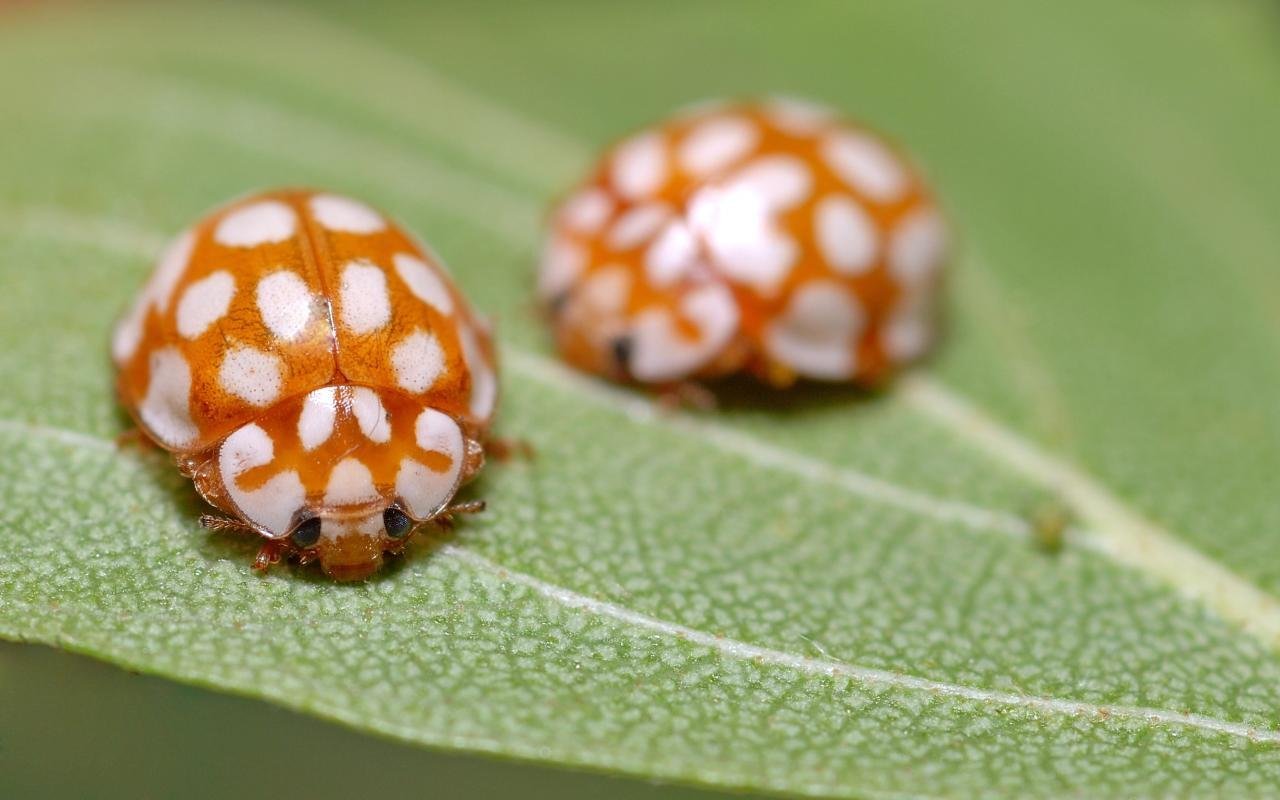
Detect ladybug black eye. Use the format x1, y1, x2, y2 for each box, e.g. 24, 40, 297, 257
290, 517, 322, 548
383, 507, 414, 539
610, 336, 633, 372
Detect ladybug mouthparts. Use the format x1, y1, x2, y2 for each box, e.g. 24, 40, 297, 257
299, 502, 427, 582
314, 509, 397, 582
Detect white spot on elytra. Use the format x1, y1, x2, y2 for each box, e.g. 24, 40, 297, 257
607, 202, 672, 250
644, 221, 698, 287
458, 324, 496, 422
678, 116, 759, 177
765, 96, 837, 136
112, 229, 195, 363
400, 408, 464, 518
392, 329, 445, 393
822, 132, 908, 202
673, 97, 731, 119
725, 155, 813, 211
214, 200, 296, 247
219, 423, 304, 537
219, 346, 282, 407
393, 252, 454, 314
686, 156, 811, 294
765, 281, 863, 379
351, 386, 392, 444
339, 260, 391, 334
396, 457, 461, 521
415, 406, 463, 454
630, 284, 739, 382
559, 187, 613, 234
611, 132, 668, 199
236, 473, 305, 538
689, 186, 796, 295
538, 236, 586, 300
889, 208, 947, 284
309, 194, 385, 234
256, 270, 312, 340
111, 310, 147, 366
150, 230, 196, 314
221, 422, 273, 473
297, 387, 338, 451
324, 457, 380, 506
139, 347, 198, 449
578, 265, 632, 315
815, 194, 878, 275
562, 268, 631, 365
883, 293, 934, 362
176, 270, 235, 339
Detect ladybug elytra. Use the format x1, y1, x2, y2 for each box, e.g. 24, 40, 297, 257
113, 189, 496, 580
540, 98, 948, 390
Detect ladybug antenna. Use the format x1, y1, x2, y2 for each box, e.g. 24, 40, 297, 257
444, 499, 486, 516
200, 514, 262, 536
429, 500, 487, 532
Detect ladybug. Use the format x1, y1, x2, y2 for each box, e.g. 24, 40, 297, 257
112, 189, 498, 581
539, 98, 948, 389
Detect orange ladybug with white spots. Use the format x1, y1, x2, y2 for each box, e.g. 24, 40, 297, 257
112, 189, 497, 581
540, 98, 948, 389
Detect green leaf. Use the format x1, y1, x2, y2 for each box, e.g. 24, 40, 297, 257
4, 1, 1280, 797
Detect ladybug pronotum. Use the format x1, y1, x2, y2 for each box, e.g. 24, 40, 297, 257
539, 98, 948, 389
112, 189, 497, 581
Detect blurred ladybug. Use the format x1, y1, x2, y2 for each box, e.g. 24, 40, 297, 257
113, 189, 497, 580
539, 98, 948, 389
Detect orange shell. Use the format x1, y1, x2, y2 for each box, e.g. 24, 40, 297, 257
113, 188, 496, 453
111, 189, 497, 579
539, 98, 948, 387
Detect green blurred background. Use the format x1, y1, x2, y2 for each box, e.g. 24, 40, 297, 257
0, 642, 742, 798
3, 1, 1280, 797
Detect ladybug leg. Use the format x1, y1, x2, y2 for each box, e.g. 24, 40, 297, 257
655, 381, 717, 412
114, 427, 156, 451
252, 539, 287, 573
202, 514, 281, 571
758, 359, 799, 390
485, 437, 536, 462
525, 294, 559, 323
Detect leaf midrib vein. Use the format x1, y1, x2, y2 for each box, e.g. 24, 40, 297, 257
12, 72, 1280, 647
107, 59, 1280, 654
0, 213, 1036, 539
11, 28, 1280, 678
16, 61, 1280, 652
9, 217, 1280, 740
1, 498, 1273, 743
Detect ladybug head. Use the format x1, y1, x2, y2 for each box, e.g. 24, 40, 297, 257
280, 504, 418, 582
